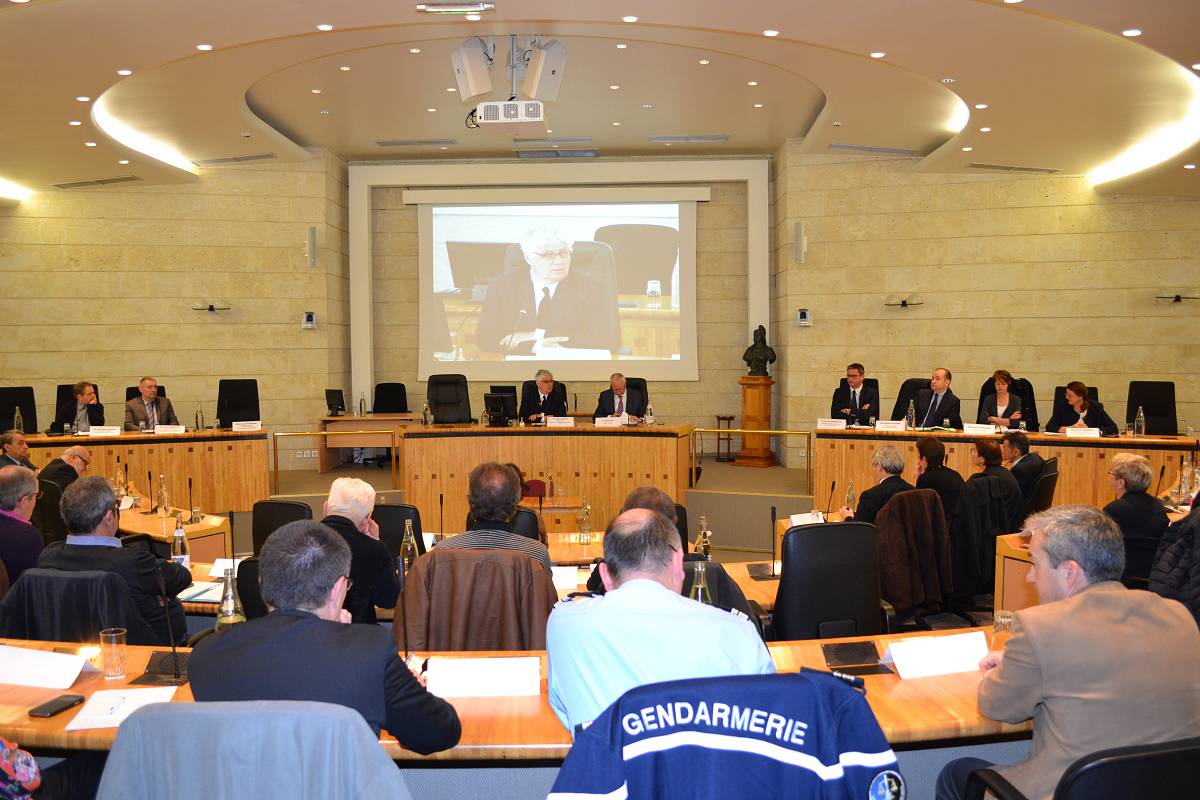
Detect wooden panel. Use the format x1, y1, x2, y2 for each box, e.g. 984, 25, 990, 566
119, 505, 232, 561
317, 413, 419, 472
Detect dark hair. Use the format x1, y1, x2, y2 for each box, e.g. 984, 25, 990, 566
259, 520, 351, 611
621, 486, 677, 521
935, 367, 952, 382
975, 438, 1002, 466
60, 476, 115, 534
0, 430, 23, 451
72, 381, 93, 398
1065, 381, 1090, 412
992, 369, 1014, 387
1002, 430, 1030, 455
847, 363, 864, 375
0, 466, 36, 511
915, 436, 945, 467
468, 462, 521, 522
602, 509, 679, 584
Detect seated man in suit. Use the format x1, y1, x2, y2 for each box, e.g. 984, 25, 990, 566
1001, 430, 1044, 502
839, 446, 914, 526
915, 436, 965, 524
1103, 453, 1169, 585
319, 477, 398, 625
594, 372, 646, 422
123, 376, 179, 431
38, 445, 90, 490
0, 466, 43, 583
936, 505, 1200, 800
915, 367, 963, 429
435, 462, 551, 572
37, 476, 191, 645
969, 439, 1025, 531
475, 227, 611, 354
0, 430, 36, 470
547, 508, 774, 732
519, 369, 567, 424
52, 381, 104, 432
829, 362, 878, 426
190, 520, 461, 755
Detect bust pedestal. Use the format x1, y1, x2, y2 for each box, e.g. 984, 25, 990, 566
735, 375, 776, 467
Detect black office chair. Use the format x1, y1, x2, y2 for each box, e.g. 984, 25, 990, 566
0, 568, 159, 645
674, 503, 689, 551
593, 223, 679, 296
216, 379, 260, 428
56, 382, 102, 410
125, 385, 167, 402
890, 377, 929, 421
464, 507, 541, 542
965, 736, 1200, 800
374, 503, 428, 558
625, 376, 650, 409
520, 379, 569, 416
771, 522, 894, 640
0, 386, 37, 433
1015, 469, 1058, 528
426, 374, 472, 424
373, 383, 409, 413
119, 533, 171, 560
251, 500, 313, 555
31, 478, 67, 545
1051, 385, 1099, 425
235, 557, 268, 620
1012, 378, 1040, 431
1126, 381, 1177, 435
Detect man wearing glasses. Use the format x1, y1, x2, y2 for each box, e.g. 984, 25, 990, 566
39, 445, 91, 491
123, 376, 179, 431
52, 380, 105, 433
0, 466, 43, 582
476, 227, 612, 354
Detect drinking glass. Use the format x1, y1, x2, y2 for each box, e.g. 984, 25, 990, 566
100, 628, 127, 680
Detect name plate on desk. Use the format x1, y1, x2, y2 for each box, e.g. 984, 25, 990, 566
593, 417, 623, 428
546, 416, 575, 427
1064, 427, 1101, 438
962, 423, 998, 435
816, 418, 848, 430
86, 426, 122, 437
154, 424, 185, 435
874, 420, 906, 432
231, 421, 263, 431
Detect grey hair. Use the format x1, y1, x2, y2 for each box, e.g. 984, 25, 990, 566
872, 446, 905, 475
60, 476, 116, 534
0, 466, 37, 511
1110, 453, 1153, 494
534, 369, 553, 381
519, 227, 571, 257
259, 520, 352, 611
1025, 505, 1125, 584
602, 508, 679, 584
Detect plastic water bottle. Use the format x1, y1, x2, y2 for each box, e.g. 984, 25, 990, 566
171, 519, 190, 569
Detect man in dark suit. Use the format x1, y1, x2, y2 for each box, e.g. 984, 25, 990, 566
36, 476, 190, 644
915, 436, 965, 524
519, 369, 567, 424
1002, 431, 1045, 502
915, 367, 962, 429
0, 430, 36, 470
319, 477, 398, 625
190, 519, 461, 755
829, 363, 879, 425
840, 446, 914, 525
123, 376, 179, 431
475, 228, 613, 353
38, 445, 91, 490
594, 373, 646, 421
52, 380, 104, 432
0, 466, 43, 583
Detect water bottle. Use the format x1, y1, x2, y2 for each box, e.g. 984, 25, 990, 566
195, 406, 205, 430
421, 402, 433, 426
171, 519, 190, 569
156, 474, 170, 519
645, 403, 655, 425
112, 457, 126, 500
1134, 406, 1146, 438
845, 480, 856, 511
688, 562, 713, 605
12, 406, 22, 432
359, 392, 367, 417
401, 518, 418, 572
905, 399, 916, 429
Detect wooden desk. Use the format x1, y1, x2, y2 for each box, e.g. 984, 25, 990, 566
25, 429, 269, 513
547, 531, 604, 567
520, 495, 582, 534
317, 413, 420, 473
814, 429, 1198, 509
994, 534, 1038, 614
118, 503, 232, 563
724, 560, 779, 611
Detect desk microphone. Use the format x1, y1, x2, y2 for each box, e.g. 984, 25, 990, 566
1155, 462, 1169, 499
438, 493, 444, 535
826, 480, 837, 514
187, 477, 193, 520
769, 505, 777, 577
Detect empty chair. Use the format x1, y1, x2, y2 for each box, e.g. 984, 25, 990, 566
125, 384, 166, 402
372, 382, 409, 413
0, 568, 158, 645
891, 377, 930, 421
31, 478, 67, 545
593, 223, 680, 295
0, 386, 36, 433
1017, 468, 1060, 530
874, 489, 953, 617
522, 479, 546, 497
235, 557, 268, 620
216, 379, 260, 428
373, 503, 427, 558
772, 522, 893, 640
1126, 381, 1177, 435
251, 500, 313, 555
97, 701, 413, 800
426, 374, 472, 424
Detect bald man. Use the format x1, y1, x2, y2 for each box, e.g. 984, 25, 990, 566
39, 445, 91, 490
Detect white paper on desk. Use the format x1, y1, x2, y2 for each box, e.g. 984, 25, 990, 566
425, 656, 541, 698
545, 416, 575, 427
881, 631, 988, 679
551, 566, 582, 590
118, 496, 135, 511
208, 557, 246, 579
963, 423, 998, 435
180, 581, 223, 603
65, 687, 178, 731
789, 511, 825, 527
593, 416, 623, 428
0, 645, 89, 689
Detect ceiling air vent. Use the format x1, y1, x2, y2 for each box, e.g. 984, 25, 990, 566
376, 138, 459, 147
647, 135, 730, 144
515, 149, 598, 159
828, 143, 917, 156
192, 152, 277, 167
52, 175, 141, 189
513, 136, 592, 146
969, 162, 1060, 174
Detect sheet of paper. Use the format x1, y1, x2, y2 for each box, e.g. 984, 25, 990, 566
551, 565, 583, 590
154, 424, 185, 434
881, 631, 988, 679
425, 656, 541, 698
1064, 427, 1101, 438
789, 511, 826, 527
593, 417, 622, 428
180, 581, 223, 603
963, 423, 999, 435
208, 557, 246, 579
816, 418, 848, 430
545, 416, 575, 427
86, 426, 122, 437
422, 532, 437, 551
231, 420, 262, 431
875, 420, 906, 431
65, 687, 178, 731
118, 495, 135, 510
0, 644, 89, 690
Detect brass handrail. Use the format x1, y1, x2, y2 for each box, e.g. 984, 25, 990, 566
271, 430, 398, 495
688, 427, 813, 494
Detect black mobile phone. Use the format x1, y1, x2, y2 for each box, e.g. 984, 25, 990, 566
28, 694, 85, 718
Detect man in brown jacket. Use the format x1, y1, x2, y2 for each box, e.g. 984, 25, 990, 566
936, 505, 1200, 800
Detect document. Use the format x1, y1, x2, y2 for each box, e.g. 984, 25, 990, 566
180, 581, 223, 603
425, 656, 541, 698
207, 558, 246, 579
789, 511, 825, 527
0, 645, 90, 690
881, 631, 988, 679
551, 566, 583, 590
65, 687, 178, 731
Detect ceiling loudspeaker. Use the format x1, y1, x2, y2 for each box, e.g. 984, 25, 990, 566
521, 39, 566, 102
451, 40, 492, 101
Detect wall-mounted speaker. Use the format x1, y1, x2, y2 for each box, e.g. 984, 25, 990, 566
451, 41, 493, 101
794, 222, 808, 264
521, 39, 566, 102
306, 225, 317, 267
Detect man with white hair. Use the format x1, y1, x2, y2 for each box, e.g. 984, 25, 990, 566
839, 445, 913, 525
1103, 452, 1169, 584
475, 226, 611, 353
320, 477, 398, 624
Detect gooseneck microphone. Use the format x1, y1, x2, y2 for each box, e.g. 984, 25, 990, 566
826, 480, 837, 514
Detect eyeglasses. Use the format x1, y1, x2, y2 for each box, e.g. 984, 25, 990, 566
532, 248, 569, 260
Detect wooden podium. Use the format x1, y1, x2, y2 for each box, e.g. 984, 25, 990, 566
735, 375, 776, 467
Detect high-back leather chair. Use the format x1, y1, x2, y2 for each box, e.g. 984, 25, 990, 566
0, 386, 37, 433
125, 385, 167, 402
372, 382, 409, 413
1051, 384, 1099, 423
464, 507, 541, 542
519, 379, 569, 417
891, 377, 929, 421
426, 374, 472, 424
592, 223, 679, 295
235, 557, 269, 620
216, 379, 260, 428
374, 503, 428, 558
32, 478, 67, 545
1126, 380, 1177, 435
251, 500, 313, 554
0, 568, 158, 645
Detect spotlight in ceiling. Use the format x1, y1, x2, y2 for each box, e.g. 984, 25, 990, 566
941, 77, 956, 84
974, 103, 988, 109
980, 127, 992, 132
465, 13, 480, 20
609, 84, 620, 90
698, 58, 710, 65
1121, 29, 1142, 37
616, 43, 628, 49
196, 44, 213, 51
339, 65, 351, 71
311, 88, 322, 94
76, 96, 90, 102
416, 2, 495, 14
316, 24, 334, 31
116, 69, 133, 76
747, 81, 758, 86
1185, 164, 1196, 170
622, 15, 638, 23
118, 159, 130, 165
961, 146, 973, 152
68, 120, 82, 126
409, 48, 422, 54
84, 141, 97, 147
869, 52, 886, 59
753, 103, 763, 108
762, 30, 780, 37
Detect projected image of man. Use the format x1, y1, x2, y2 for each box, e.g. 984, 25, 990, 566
476, 227, 611, 353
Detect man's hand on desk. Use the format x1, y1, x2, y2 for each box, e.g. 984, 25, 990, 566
837, 506, 853, 520
979, 651, 1003, 673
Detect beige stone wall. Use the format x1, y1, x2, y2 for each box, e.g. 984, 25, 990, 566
774, 141, 1200, 467
0, 149, 349, 471
370, 182, 752, 444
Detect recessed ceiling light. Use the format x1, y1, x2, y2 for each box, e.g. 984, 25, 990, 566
118, 159, 130, 165
116, 69, 132, 76
9, 0, 31, 4
1003, 0, 1023, 4
609, 84, 620, 90
869, 52, 886, 59
941, 77, 956, 84
753, 103, 763, 108
76, 96, 90, 102
409, 48, 422, 54
616, 43, 628, 49
339, 65, 351, 71
440, 146, 448, 150
196, 44, 213, 51
974, 103, 988, 109
1186, 164, 1197, 170
446, 87, 457, 92
68, 120, 82, 126
427, 107, 437, 112
311, 88, 322, 94
961, 146, 973, 152
698, 59, 710, 65
747, 81, 758, 86
316, 24, 334, 31
612, 122, 622, 126
762, 30, 779, 37
84, 142, 97, 147
642, 104, 653, 109
320, 110, 330, 115
980, 127, 992, 132
546, 129, 553, 133
464, 13, 480, 20
622, 16, 638, 23
1121, 29, 1141, 37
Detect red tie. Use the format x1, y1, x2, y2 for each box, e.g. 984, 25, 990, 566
616, 395, 624, 415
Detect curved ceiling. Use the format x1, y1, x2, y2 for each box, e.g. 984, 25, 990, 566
1, 0, 1198, 198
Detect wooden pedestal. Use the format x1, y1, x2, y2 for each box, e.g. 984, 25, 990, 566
735, 375, 776, 467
